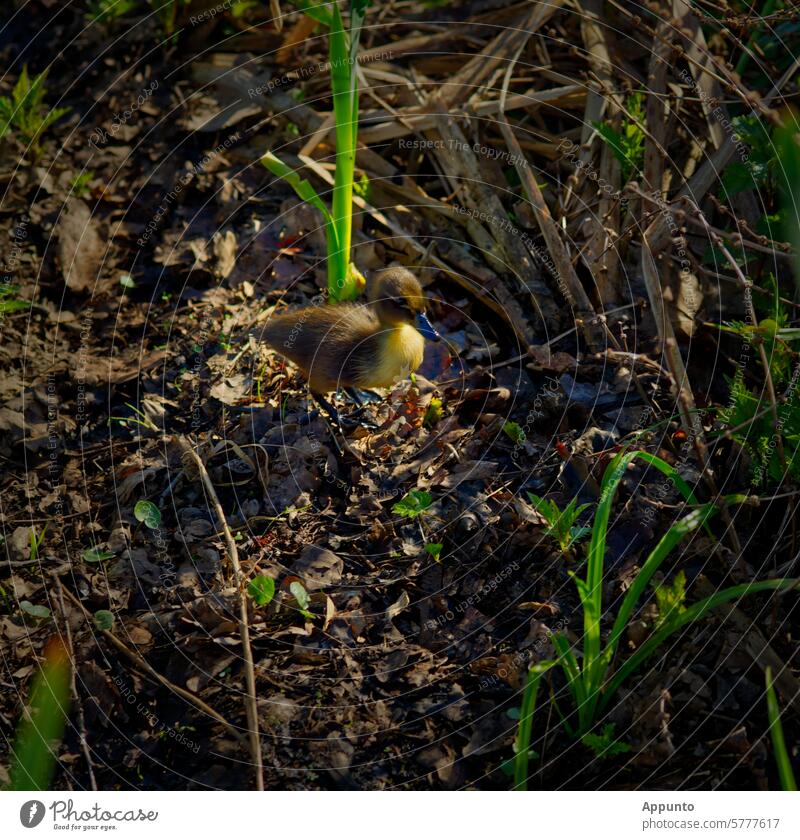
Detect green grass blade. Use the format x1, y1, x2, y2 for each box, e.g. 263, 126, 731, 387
350, 65, 360, 158
581, 449, 714, 720
582, 451, 632, 706
295, 0, 333, 26
8, 637, 71, 791
349, 0, 369, 63
261, 152, 334, 227
630, 451, 702, 505
513, 661, 554, 791
552, 631, 585, 709
261, 151, 339, 285
775, 111, 800, 286
603, 503, 718, 670
0, 299, 31, 314
329, 1, 357, 300
349, 1, 368, 152
765, 666, 798, 791
601, 579, 798, 711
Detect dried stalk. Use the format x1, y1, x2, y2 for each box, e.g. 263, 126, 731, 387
59, 585, 243, 743
499, 119, 602, 349
178, 436, 264, 791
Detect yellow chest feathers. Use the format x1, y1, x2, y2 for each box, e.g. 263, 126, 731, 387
363, 325, 425, 389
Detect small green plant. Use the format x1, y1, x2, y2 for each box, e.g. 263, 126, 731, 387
29, 525, 47, 563
424, 542, 443, 562
652, 569, 687, 630
512, 661, 553, 790
423, 396, 443, 429
0, 284, 30, 315
93, 609, 115, 631
502, 421, 525, 445
551, 450, 795, 736
70, 170, 93, 198
715, 112, 800, 484
765, 666, 797, 791
718, 368, 800, 486
82, 546, 115, 564
133, 499, 161, 529
288, 580, 314, 619
526, 493, 591, 554
7, 636, 71, 790
511, 450, 797, 772
110, 402, 159, 433
247, 575, 276, 607
593, 90, 645, 184
262, 0, 369, 301
512, 452, 797, 788
19, 601, 51, 620
86, 0, 140, 22
0, 65, 70, 160
148, 0, 190, 37
392, 490, 432, 519
581, 723, 631, 759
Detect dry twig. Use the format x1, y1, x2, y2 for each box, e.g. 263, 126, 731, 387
59, 585, 244, 744
178, 436, 264, 791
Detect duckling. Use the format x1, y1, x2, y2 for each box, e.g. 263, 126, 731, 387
263, 267, 440, 425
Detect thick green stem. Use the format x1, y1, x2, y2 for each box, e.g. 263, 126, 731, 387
329, 3, 358, 300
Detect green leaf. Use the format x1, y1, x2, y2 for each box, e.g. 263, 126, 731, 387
502, 421, 525, 444
392, 490, 432, 519
353, 172, 370, 199
775, 114, 800, 282
8, 637, 70, 791
424, 542, 443, 562
581, 723, 632, 759
0, 64, 69, 156
653, 570, 687, 630
423, 396, 443, 428
513, 661, 555, 790
294, 0, 333, 26
592, 92, 645, 184
328, 0, 360, 300
765, 666, 798, 791
0, 298, 30, 314
20, 601, 51, 620
119, 273, 135, 289
261, 152, 335, 232
593, 121, 628, 169
289, 580, 313, 618
247, 575, 276, 607
93, 610, 115, 631
526, 493, 591, 552
569, 525, 592, 544
721, 161, 759, 196
602, 578, 798, 711
82, 546, 115, 564
134, 500, 161, 529
262, 151, 344, 298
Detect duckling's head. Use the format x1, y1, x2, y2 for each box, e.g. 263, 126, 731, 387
369, 267, 440, 341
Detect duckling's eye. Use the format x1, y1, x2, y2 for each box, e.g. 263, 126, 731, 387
390, 296, 413, 313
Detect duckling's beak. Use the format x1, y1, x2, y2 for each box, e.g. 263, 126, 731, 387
416, 312, 440, 341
